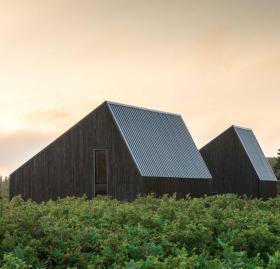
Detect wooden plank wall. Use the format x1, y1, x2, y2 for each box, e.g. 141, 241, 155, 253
110, 122, 142, 201
9, 102, 142, 202
143, 177, 210, 198
259, 181, 277, 199
200, 127, 276, 198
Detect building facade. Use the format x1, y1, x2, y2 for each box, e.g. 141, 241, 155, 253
10, 101, 212, 202
200, 126, 277, 198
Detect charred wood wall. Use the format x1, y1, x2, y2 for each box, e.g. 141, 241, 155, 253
142, 177, 210, 198
259, 181, 277, 199
9, 102, 142, 202
200, 127, 276, 198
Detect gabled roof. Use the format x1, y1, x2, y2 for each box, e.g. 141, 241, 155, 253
233, 126, 277, 181
107, 101, 211, 179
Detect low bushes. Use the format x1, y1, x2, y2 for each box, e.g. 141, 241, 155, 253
1, 194, 280, 268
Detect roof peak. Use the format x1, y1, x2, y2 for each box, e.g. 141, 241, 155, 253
200, 125, 253, 151
232, 125, 252, 131
105, 100, 181, 117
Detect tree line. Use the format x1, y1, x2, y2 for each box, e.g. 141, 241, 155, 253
0, 176, 9, 198
275, 149, 280, 180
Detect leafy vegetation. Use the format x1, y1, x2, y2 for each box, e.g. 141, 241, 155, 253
1, 194, 280, 268
0, 177, 9, 199
274, 150, 280, 180
267, 158, 277, 169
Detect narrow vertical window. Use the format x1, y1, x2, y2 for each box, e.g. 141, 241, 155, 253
94, 150, 107, 196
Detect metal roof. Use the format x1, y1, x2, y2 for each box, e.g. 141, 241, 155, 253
234, 126, 277, 181
107, 101, 211, 179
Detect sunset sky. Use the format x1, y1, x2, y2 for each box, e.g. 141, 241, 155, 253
1, 0, 280, 176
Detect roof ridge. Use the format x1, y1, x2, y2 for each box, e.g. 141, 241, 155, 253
232, 125, 252, 131
106, 101, 181, 117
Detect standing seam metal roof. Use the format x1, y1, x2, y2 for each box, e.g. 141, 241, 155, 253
107, 101, 211, 179
234, 126, 277, 181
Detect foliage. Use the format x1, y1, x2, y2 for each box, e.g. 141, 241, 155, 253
1, 194, 280, 268
274, 149, 280, 180
0, 177, 9, 199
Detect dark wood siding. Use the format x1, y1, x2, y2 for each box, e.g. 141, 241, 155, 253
200, 127, 276, 198
111, 124, 142, 201
259, 181, 277, 199
9, 102, 142, 202
143, 177, 210, 198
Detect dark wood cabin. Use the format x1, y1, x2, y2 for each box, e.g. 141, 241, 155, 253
200, 125, 277, 198
9, 101, 212, 202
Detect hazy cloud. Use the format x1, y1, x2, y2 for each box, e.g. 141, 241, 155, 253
22, 109, 72, 132
24, 109, 71, 122
0, 130, 56, 176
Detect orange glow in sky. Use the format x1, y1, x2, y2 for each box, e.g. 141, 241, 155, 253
0, 0, 280, 176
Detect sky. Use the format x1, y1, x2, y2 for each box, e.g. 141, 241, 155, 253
0, 0, 280, 176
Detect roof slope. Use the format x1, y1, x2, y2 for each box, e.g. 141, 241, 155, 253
234, 126, 277, 181
107, 101, 211, 179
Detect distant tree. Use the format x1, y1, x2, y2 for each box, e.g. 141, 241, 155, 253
275, 149, 280, 180
0, 175, 2, 193
0, 176, 9, 198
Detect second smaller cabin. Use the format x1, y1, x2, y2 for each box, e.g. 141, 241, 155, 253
200, 125, 277, 198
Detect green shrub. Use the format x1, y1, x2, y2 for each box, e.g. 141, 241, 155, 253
0, 177, 9, 199
1, 194, 280, 268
